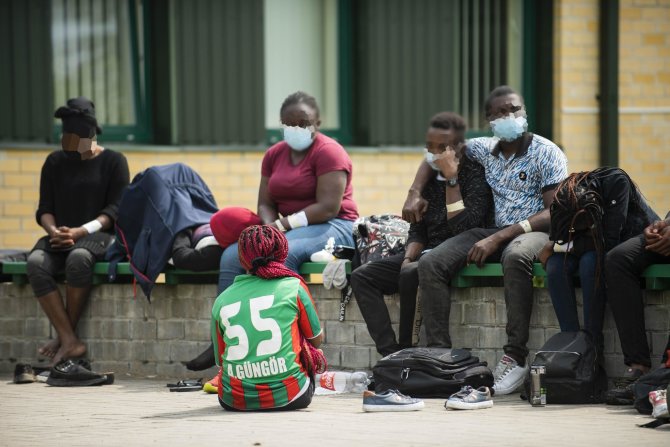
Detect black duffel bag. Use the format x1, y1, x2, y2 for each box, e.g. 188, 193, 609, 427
372, 347, 493, 398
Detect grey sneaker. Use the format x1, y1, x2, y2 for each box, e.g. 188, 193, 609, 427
492, 355, 529, 395
362, 389, 424, 412
445, 386, 493, 410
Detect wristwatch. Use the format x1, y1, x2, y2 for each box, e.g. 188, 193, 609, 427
446, 177, 458, 187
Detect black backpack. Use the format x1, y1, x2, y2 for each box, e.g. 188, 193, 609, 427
372, 347, 494, 398
523, 331, 607, 404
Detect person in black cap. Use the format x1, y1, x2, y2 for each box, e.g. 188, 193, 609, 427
26, 97, 130, 366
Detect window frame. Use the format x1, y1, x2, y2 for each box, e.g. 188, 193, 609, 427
50, 0, 153, 144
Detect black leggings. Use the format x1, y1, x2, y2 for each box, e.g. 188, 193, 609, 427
26, 249, 96, 296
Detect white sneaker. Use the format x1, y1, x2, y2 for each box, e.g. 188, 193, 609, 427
492, 355, 529, 395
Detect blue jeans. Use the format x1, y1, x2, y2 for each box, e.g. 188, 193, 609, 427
546, 250, 604, 340
217, 218, 355, 293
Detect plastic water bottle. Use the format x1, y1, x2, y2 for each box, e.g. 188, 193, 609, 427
315, 371, 370, 393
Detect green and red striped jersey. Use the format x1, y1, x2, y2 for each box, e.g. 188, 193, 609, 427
211, 274, 322, 410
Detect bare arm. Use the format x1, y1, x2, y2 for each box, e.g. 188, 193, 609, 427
262, 171, 347, 231
402, 241, 425, 264
402, 161, 433, 223
308, 332, 323, 348
306, 170, 347, 223
257, 176, 279, 225
467, 187, 555, 267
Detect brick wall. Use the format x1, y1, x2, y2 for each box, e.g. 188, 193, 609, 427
0, 148, 424, 250
618, 0, 670, 215
1, 282, 668, 378
553, 0, 670, 214
2, 1, 669, 247
554, 0, 600, 173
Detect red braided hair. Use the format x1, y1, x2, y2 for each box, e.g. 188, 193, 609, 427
239, 225, 326, 375
238, 225, 303, 281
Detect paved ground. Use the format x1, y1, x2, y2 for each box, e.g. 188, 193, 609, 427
1, 375, 667, 447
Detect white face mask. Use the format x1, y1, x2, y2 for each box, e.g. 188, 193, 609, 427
490, 114, 528, 142
423, 148, 441, 171
282, 125, 315, 151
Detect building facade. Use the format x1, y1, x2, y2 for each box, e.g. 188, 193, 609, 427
0, 0, 668, 249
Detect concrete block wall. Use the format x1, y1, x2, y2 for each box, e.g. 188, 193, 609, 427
1, 282, 668, 378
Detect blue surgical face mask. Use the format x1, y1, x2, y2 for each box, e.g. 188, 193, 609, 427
423, 149, 441, 171
490, 114, 528, 142
282, 125, 315, 151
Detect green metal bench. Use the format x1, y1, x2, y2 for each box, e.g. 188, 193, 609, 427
2, 260, 669, 290
0, 261, 353, 286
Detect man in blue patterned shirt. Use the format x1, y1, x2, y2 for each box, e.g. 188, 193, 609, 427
402, 86, 568, 395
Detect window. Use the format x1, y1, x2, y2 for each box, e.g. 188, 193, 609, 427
352, 0, 525, 145
51, 0, 150, 142
263, 0, 344, 145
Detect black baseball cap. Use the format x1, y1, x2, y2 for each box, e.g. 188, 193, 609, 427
54, 97, 102, 138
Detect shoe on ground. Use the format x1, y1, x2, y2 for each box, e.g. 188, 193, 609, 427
362, 389, 424, 412
46, 359, 108, 387
35, 371, 50, 383
492, 355, 529, 395
613, 367, 645, 388
445, 386, 493, 410
13, 363, 36, 384
203, 371, 220, 394
605, 382, 636, 406
650, 389, 669, 419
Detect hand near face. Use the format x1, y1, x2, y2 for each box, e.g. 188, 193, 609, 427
433, 146, 459, 179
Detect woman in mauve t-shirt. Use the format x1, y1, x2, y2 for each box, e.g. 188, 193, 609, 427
216, 91, 359, 293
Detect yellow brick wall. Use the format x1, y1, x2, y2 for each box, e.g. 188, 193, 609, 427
0, 148, 423, 250
2, 1, 669, 249
553, 0, 600, 172
554, 0, 670, 216
618, 0, 670, 215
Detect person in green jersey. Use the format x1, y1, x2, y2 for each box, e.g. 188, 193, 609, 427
211, 225, 325, 411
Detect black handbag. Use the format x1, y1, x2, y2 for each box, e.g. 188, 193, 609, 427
372, 347, 493, 398
523, 331, 607, 404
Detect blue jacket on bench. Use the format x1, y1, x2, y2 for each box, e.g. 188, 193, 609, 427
106, 163, 219, 299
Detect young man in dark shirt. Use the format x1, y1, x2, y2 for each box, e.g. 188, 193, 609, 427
351, 112, 493, 356
402, 86, 568, 395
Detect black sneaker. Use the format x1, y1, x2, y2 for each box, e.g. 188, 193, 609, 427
605, 382, 636, 405
613, 367, 644, 388
13, 363, 36, 384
